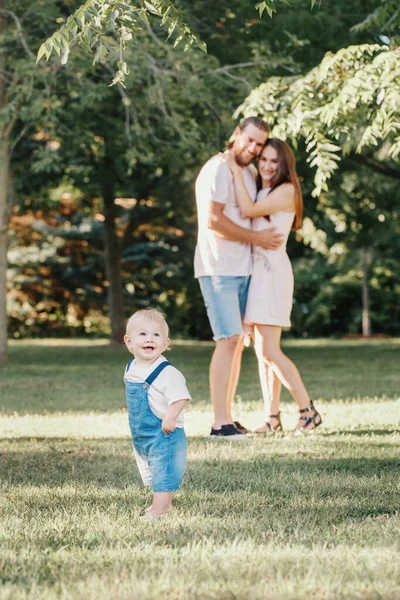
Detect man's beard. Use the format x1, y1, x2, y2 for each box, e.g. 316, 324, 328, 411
235, 150, 256, 167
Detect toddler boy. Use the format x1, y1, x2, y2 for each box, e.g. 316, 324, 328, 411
124, 309, 190, 520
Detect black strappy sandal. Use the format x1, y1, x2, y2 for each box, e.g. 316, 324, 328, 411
295, 402, 322, 433
253, 412, 283, 433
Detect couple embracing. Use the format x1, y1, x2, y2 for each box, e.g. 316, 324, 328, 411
194, 115, 322, 439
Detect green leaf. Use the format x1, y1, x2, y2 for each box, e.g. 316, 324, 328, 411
173, 34, 184, 48
36, 43, 49, 63
196, 39, 207, 53
255, 2, 267, 18
52, 34, 63, 49
143, 1, 158, 15
167, 17, 178, 38
160, 6, 172, 26
320, 143, 342, 152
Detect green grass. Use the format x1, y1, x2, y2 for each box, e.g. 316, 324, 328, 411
0, 338, 399, 599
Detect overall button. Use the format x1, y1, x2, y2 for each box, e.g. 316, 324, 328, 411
142, 384, 147, 389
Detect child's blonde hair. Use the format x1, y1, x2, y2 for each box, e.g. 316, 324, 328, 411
126, 308, 170, 338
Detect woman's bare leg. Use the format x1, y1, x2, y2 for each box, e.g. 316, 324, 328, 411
256, 324, 319, 431
253, 328, 282, 432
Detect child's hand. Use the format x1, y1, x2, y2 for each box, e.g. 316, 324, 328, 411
162, 418, 176, 434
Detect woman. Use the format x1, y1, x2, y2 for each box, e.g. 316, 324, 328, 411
225, 138, 322, 433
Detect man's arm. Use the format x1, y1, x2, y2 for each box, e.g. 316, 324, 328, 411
209, 202, 283, 251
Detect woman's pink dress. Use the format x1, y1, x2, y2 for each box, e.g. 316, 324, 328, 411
245, 188, 295, 327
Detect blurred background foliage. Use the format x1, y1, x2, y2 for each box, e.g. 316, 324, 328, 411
3, 0, 400, 342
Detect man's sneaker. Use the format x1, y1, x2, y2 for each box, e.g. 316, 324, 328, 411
234, 421, 251, 434
209, 424, 247, 440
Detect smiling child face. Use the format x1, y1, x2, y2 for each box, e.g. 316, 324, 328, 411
124, 317, 170, 365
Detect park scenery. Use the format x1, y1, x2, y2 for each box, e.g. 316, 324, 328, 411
1, 1, 400, 599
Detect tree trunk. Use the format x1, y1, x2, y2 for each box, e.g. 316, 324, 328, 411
0, 138, 9, 366
101, 153, 125, 344
0, 0, 10, 366
361, 246, 371, 337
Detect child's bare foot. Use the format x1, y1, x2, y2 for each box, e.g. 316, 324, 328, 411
140, 510, 168, 521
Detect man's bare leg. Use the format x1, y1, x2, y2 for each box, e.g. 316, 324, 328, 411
210, 335, 243, 429
225, 335, 245, 423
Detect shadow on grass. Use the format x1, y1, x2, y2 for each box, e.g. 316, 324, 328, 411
1, 436, 399, 548
1, 436, 398, 484
322, 429, 400, 437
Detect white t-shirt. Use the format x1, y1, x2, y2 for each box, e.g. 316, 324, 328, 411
194, 154, 257, 277
124, 356, 191, 428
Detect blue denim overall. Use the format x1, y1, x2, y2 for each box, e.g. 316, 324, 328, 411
125, 360, 187, 493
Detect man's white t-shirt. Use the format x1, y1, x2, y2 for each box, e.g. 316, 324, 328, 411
194, 154, 257, 278
124, 356, 191, 428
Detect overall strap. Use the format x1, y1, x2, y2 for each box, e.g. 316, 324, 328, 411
125, 358, 134, 374
145, 361, 171, 386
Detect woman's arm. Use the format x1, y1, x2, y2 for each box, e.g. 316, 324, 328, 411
243, 183, 295, 218
208, 201, 283, 249
225, 153, 295, 218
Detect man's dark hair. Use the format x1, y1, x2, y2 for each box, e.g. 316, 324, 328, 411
226, 114, 269, 149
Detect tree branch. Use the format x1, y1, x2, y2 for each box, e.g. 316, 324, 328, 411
350, 154, 400, 180
0, 9, 35, 58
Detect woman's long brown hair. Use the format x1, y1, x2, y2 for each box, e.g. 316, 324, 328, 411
257, 138, 303, 231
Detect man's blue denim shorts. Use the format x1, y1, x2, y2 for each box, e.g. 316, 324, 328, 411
198, 275, 251, 341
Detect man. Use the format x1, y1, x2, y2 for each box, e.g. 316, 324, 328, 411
194, 116, 283, 439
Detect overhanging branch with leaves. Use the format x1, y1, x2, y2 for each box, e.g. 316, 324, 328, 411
235, 43, 400, 196
36, 0, 321, 86
37, 0, 207, 86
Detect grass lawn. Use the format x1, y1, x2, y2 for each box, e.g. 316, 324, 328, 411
0, 338, 399, 600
